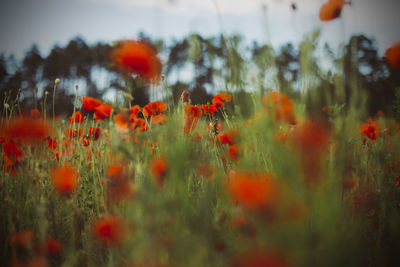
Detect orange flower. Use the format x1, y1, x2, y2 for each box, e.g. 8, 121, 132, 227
30, 108, 41, 118
92, 215, 128, 247
262, 92, 296, 124
128, 105, 141, 117
227, 171, 280, 210
112, 40, 161, 83
69, 111, 84, 124
1, 117, 50, 144
51, 165, 78, 195
82, 96, 102, 111
149, 157, 168, 187
106, 164, 125, 179
94, 103, 113, 121
142, 101, 167, 117
213, 92, 232, 103
319, 0, 349, 22
385, 43, 400, 68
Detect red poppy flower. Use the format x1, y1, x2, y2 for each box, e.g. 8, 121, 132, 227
202, 104, 219, 116
1, 117, 50, 144
2, 140, 23, 163
128, 105, 141, 118
150, 113, 168, 125
89, 127, 101, 140
92, 215, 128, 247
149, 157, 168, 187
142, 101, 167, 117
180, 90, 190, 103
213, 92, 232, 103
51, 165, 78, 195
183, 105, 202, 133
48, 138, 58, 151
94, 103, 113, 121
45, 238, 62, 256
69, 111, 84, 124
227, 171, 280, 210
106, 164, 125, 179
112, 40, 161, 83
385, 43, 400, 68
2, 141, 22, 176
228, 144, 240, 162
218, 130, 240, 145
131, 117, 149, 132
82, 136, 90, 147
82, 96, 102, 111
114, 113, 129, 133
319, 0, 349, 22
66, 129, 83, 139
360, 123, 378, 143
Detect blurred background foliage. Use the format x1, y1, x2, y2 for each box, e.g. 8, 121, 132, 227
0, 32, 399, 117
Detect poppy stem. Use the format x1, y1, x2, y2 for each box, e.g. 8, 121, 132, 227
53, 78, 60, 122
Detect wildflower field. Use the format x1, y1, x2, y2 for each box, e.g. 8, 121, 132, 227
1, 1, 400, 267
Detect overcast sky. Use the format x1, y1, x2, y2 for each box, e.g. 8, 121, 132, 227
0, 0, 399, 59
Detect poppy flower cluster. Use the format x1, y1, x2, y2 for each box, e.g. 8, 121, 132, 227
202, 92, 232, 116
143, 101, 168, 125
82, 96, 113, 122
113, 105, 150, 133
360, 122, 378, 144
1, 139, 23, 176
218, 130, 241, 162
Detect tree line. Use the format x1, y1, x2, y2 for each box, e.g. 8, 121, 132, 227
0, 31, 399, 117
